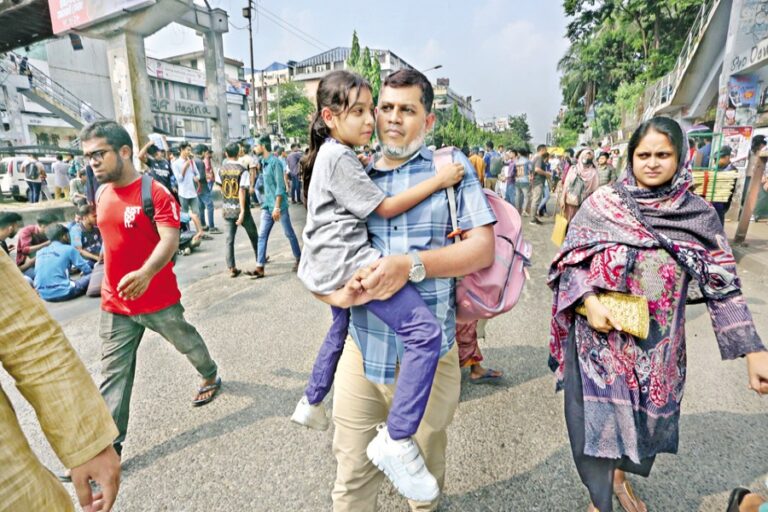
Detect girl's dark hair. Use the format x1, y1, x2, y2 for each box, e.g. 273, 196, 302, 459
300, 70, 371, 201
628, 116, 684, 168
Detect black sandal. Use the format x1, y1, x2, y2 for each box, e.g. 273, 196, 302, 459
192, 376, 221, 407
726, 488, 752, 512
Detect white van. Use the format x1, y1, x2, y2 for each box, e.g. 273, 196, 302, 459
0, 156, 57, 201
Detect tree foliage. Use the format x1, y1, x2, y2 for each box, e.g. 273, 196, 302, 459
557, 0, 706, 140
269, 80, 314, 142
346, 31, 361, 70
345, 34, 383, 102
432, 106, 532, 150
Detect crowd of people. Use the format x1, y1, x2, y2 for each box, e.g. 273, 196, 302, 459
1, 67, 767, 512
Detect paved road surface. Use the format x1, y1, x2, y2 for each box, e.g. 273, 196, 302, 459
4, 204, 767, 511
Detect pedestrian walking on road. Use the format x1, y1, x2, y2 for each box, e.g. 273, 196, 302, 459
514, 148, 532, 215
252, 134, 302, 276
220, 142, 260, 278
80, 120, 222, 460
286, 143, 303, 204
172, 142, 205, 243
558, 148, 599, 222
24, 154, 44, 203
530, 144, 551, 225
312, 69, 495, 510
548, 116, 768, 512
194, 144, 220, 234
292, 69, 467, 503
52, 154, 71, 199
0, 253, 121, 512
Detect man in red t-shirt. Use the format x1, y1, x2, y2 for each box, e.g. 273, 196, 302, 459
80, 120, 221, 459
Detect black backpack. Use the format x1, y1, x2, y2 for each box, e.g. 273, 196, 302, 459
25, 161, 40, 181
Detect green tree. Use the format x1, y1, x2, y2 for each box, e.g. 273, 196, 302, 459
507, 114, 532, 145
269, 80, 313, 142
361, 47, 373, 81
369, 53, 382, 103
346, 31, 361, 71
557, 0, 705, 140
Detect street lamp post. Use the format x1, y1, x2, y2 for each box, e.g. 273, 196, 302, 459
243, 3, 258, 136
420, 64, 443, 73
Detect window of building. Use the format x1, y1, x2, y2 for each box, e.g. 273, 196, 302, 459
189, 59, 198, 69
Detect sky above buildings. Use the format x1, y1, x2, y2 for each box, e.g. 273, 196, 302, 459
145, 0, 569, 142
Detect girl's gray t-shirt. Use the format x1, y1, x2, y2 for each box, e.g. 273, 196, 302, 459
297, 142, 386, 295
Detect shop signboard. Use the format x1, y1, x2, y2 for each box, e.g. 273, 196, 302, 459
49, 0, 156, 35
146, 58, 206, 87
150, 97, 218, 119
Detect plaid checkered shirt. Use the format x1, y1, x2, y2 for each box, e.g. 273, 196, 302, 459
349, 146, 496, 383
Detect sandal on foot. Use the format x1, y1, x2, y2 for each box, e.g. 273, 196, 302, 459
192, 376, 222, 407
469, 368, 503, 385
229, 268, 241, 278
726, 488, 752, 512
613, 480, 647, 512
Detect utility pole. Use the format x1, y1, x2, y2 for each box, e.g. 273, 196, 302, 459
276, 75, 282, 137
243, 2, 257, 136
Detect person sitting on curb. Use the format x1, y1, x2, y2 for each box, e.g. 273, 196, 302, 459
69, 204, 102, 268
34, 224, 92, 302
15, 213, 56, 281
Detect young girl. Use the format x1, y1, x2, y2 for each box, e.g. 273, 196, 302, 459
293, 70, 464, 502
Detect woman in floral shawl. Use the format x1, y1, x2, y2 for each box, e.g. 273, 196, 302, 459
548, 117, 768, 512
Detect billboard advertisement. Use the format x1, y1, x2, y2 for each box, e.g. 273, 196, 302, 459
49, 0, 156, 35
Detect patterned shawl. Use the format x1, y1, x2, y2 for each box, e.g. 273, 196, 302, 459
547, 138, 742, 385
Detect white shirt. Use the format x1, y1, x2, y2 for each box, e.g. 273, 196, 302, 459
172, 157, 198, 199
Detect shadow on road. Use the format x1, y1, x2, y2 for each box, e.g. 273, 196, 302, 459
121, 379, 304, 478
440, 410, 767, 511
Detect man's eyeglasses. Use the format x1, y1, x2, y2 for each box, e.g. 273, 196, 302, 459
84, 149, 112, 162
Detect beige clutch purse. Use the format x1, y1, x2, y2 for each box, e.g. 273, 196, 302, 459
575, 291, 650, 339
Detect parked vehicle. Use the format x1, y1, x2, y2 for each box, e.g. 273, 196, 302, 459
0, 156, 57, 201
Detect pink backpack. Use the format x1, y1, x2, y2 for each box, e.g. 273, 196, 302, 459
434, 148, 532, 322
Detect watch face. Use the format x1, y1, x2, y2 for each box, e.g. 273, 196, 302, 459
411, 264, 426, 282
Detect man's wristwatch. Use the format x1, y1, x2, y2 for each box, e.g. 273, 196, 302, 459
408, 252, 426, 283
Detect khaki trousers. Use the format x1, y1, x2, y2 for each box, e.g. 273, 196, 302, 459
331, 339, 460, 511
484, 177, 497, 191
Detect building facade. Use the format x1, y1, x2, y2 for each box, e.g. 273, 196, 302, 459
433, 78, 476, 123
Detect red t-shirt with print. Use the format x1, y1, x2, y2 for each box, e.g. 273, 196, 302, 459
97, 177, 181, 315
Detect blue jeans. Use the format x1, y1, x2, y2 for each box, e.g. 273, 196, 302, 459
290, 174, 302, 203
515, 181, 530, 213
27, 181, 41, 203
305, 284, 442, 440
45, 274, 91, 302
538, 181, 551, 216
197, 182, 215, 229
256, 207, 301, 266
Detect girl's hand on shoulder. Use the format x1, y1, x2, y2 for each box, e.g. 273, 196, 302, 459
746, 351, 768, 395
436, 163, 465, 188
583, 295, 622, 334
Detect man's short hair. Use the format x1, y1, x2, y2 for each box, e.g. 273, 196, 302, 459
536, 144, 547, 152
258, 134, 272, 152
486, 141, 494, 150
383, 69, 434, 113
45, 224, 69, 243
225, 142, 240, 158
37, 213, 59, 226
599, 151, 610, 159
56, 154, 63, 161
77, 204, 95, 217
147, 144, 161, 156
291, 143, 299, 150
79, 120, 134, 158
0, 212, 22, 228
194, 144, 208, 155
178, 142, 191, 151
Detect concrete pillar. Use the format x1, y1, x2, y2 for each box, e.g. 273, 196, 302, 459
204, 29, 228, 161
105, 31, 153, 165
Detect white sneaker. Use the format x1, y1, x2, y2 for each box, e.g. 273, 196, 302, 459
290, 396, 329, 431
366, 424, 440, 502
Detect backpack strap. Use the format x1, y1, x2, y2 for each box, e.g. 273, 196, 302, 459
433, 147, 461, 243
141, 173, 155, 224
